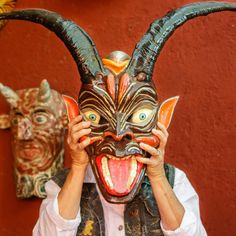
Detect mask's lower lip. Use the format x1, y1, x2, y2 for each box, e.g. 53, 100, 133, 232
96, 154, 143, 196
18, 148, 41, 160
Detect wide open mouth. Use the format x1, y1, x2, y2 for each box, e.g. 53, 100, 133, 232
96, 153, 143, 196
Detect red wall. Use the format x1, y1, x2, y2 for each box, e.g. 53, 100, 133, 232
0, 0, 235, 235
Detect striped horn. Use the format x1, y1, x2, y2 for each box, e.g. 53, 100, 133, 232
38, 79, 51, 103
0, 83, 19, 107
126, 1, 236, 81
0, 9, 106, 83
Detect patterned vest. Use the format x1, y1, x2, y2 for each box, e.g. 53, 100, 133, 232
52, 164, 175, 236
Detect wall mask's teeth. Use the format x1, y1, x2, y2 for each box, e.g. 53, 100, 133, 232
126, 156, 137, 189
101, 156, 114, 189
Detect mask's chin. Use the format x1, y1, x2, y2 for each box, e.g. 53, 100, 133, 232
92, 153, 146, 203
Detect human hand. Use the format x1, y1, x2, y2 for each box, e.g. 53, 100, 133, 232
67, 115, 91, 168
136, 122, 168, 181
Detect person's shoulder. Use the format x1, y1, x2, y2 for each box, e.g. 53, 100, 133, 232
43, 168, 70, 197
164, 163, 189, 188
173, 166, 188, 185
172, 166, 199, 197
44, 179, 61, 197
51, 168, 70, 188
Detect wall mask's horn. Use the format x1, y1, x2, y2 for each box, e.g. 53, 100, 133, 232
38, 79, 52, 103
126, 1, 236, 81
0, 83, 19, 107
0, 9, 106, 83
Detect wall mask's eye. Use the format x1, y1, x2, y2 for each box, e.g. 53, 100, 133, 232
32, 110, 49, 125
33, 114, 47, 124
83, 109, 101, 124
130, 108, 153, 124
11, 112, 23, 126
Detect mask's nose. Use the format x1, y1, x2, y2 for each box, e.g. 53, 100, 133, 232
104, 131, 133, 142
17, 118, 34, 140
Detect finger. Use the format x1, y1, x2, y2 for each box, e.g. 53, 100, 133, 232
136, 156, 156, 165
68, 115, 83, 129
71, 121, 91, 134
139, 142, 161, 157
68, 115, 83, 135
76, 137, 91, 150
157, 122, 169, 137
151, 129, 167, 149
71, 128, 91, 143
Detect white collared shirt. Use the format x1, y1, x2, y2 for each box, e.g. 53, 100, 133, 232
33, 166, 207, 236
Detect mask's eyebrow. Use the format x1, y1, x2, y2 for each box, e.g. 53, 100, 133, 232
33, 109, 47, 113
11, 108, 23, 116
118, 85, 157, 113
79, 88, 115, 113
79, 89, 116, 126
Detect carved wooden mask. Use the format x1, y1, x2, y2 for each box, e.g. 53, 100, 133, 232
0, 80, 67, 198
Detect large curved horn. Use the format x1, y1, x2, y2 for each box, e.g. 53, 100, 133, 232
38, 79, 52, 103
0, 83, 19, 107
0, 9, 106, 83
126, 1, 236, 81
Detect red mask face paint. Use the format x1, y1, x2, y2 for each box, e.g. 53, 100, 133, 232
0, 80, 67, 198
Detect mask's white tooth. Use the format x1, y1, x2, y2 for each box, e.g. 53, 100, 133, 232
101, 157, 113, 189
127, 156, 138, 189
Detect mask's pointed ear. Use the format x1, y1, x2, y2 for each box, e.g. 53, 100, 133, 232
158, 96, 179, 129
62, 95, 80, 121
0, 114, 10, 129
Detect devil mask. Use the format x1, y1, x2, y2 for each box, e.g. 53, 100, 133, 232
0, 80, 67, 198
0, 2, 235, 202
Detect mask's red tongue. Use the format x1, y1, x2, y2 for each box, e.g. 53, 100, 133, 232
108, 159, 130, 193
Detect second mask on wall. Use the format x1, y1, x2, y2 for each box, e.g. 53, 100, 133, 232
0, 80, 68, 198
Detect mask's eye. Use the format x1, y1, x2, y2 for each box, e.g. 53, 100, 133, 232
32, 110, 49, 125
33, 113, 48, 124
82, 109, 101, 124
11, 112, 23, 126
130, 108, 153, 124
